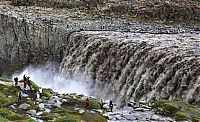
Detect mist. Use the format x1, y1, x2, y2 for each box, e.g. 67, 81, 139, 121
12, 62, 90, 96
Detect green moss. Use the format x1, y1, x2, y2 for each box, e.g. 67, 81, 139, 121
56, 114, 81, 122
174, 112, 188, 121
82, 112, 107, 122
90, 99, 100, 109
41, 112, 58, 121
0, 85, 20, 94
0, 108, 22, 121
30, 81, 41, 91
192, 117, 200, 122
0, 92, 11, 107
42, 88, 52, 98
0, 77, 13, 82
161, 103, 179, 115
0, 116, 10, 122
151, 100, 165, 108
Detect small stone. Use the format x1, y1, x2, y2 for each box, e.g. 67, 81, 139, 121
151, 115, 160, 120
115, 115, 123, 120
139, 101, 147, 105
10, 105, 15, 109
36, 98, 43, 102
19, 103, 30, 110
79, 109, 85, 114
36, 111, 43, 116
74, 108, 80, 111
27, 109, 37, 115
134, 108, 150, 111
39, 103, 45, 110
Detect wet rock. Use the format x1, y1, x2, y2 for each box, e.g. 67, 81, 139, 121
36, 98, 43, 103
150, 115, 160, 121
134, 108, 150, 111
19, 103, 31, 110
27, 109, 37, 115
10, 105, 16, 109
36, 111, 43, 116
38, 103, 45, 110
79, 109, 85, 114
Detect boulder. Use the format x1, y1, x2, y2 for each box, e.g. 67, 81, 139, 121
27, 109, 37, 115
19, 103, 30, 110
79, 109, 85, 114
39, 103, 45, 110
151, 115, 160, 121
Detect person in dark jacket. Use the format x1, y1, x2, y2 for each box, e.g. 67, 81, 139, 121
14, 77, 18, 86
85, 98, 90, 108
109, 100, 113, 112
23, 75, 27, 88
27, 76, 32, 90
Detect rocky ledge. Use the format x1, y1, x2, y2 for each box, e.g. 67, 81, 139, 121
0, 77, 199, 122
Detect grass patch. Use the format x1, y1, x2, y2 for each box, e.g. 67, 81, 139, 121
192, 117, 200, 122
41, 112, 59, 121
82, 112, 107, 122
161, 103, 179, 115
90, 98, 101, 109
0, 92, 12, 107
174, 112, 188, 121
0, 108, 22, 121
56, 114, 81, 122
0, 77, 13, 82
30, 80, 41, 91
152, 100, 200, 122
42, 88, 52, 98
0, 115, 9, 122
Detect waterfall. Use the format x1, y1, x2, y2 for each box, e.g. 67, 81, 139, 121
60, 31, 200, 105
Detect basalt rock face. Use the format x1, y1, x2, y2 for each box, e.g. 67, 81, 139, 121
0, 13, 66, 75
10, 0, 200, 23
60, 31, 200, 105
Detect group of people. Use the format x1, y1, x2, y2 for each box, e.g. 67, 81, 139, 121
14, 74, 35, 101
85, 98, 113, 112
15, 75, 114, 112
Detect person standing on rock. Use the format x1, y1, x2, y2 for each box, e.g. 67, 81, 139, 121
100, 99, 104, 109
14, 77, 18, 86
18, 91, 22, 101
109, 100, 113, 112
27, 76, 32, 90
85, 98, 90, 108
23, 74, 27, 89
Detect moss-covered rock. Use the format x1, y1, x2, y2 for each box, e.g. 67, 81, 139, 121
174, 112, 189, 121
152, 100, 200, 122
0, 108, 34, 121
161, 103, 179, 115
56, 114, 81, 122
42, 88, 52, 98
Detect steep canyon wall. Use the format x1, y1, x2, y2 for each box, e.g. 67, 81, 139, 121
0, 14, 66, 75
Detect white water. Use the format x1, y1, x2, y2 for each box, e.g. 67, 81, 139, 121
12, 63, 90, 96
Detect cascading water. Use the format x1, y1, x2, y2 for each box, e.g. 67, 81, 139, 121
60, 31, 200, 105
12, 62, 91, 95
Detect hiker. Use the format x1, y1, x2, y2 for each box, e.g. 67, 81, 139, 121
18, 91, 22, 101
27, 76, 32, 90
100, 99, 104, 109
39, 88, 42, 98
14, 77, 18, 86
22, 89, 27, 95
109, 100, 113, 112
23, 75, 27, 88
85, 98, 90, 108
